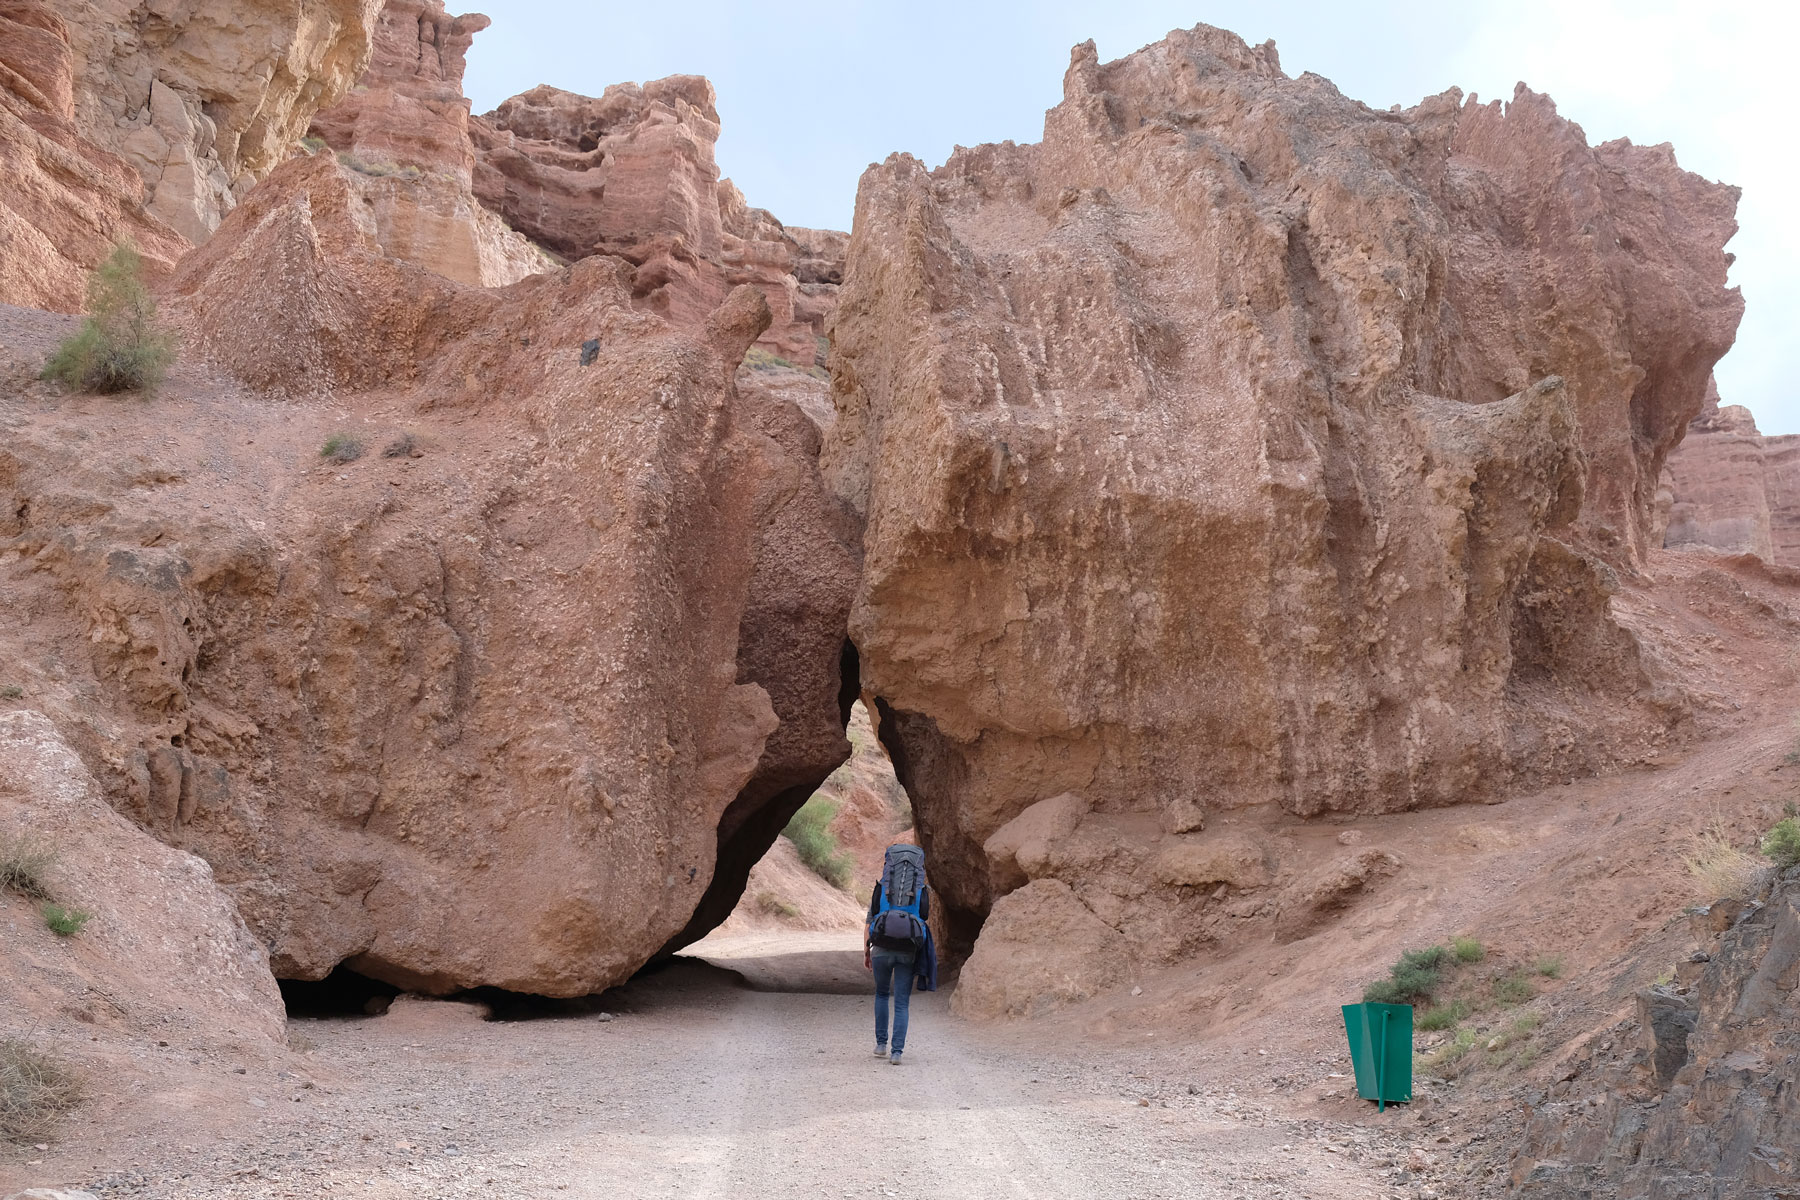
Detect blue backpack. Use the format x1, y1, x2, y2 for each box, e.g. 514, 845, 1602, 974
869, 843, 927, 947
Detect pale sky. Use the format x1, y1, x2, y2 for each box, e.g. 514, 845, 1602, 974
466, 1, 1795, 433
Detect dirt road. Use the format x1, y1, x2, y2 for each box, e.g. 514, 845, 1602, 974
20, 943, 1411, 1200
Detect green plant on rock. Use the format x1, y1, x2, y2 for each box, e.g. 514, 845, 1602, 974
1762, 817, 1800, 870
41, 903, 91, 937
1363, 945, 1448, 1005
783, 796, 853, 890
743, 346, 797, 372
1533, 954, 1565, 979
40, 244, 177, 396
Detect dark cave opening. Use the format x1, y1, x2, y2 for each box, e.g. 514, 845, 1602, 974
278, 963, 401, 1018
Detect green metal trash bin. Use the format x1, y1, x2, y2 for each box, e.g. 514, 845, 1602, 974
1341, 1002, 1412, 1110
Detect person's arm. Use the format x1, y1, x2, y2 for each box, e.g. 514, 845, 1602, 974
865, 883, 879, 968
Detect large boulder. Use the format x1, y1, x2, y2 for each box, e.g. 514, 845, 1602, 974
0, 143, 853, 996
826, 27, 1740, 957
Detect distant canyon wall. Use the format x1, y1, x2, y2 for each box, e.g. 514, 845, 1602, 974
1661, 380, 1800, 567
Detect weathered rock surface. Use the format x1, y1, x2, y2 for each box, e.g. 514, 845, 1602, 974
47, 0, 379, 241
828, 28, 1738, 981
0, 133, 852, 994
1511, 870, 1800, 1197
304, 0, 552, 286
951, 878, 1132, 1018
0, 708, 285, 1047
471, 77, 843, 364
1662, 380, 1800, 567
0, 0, 189, 310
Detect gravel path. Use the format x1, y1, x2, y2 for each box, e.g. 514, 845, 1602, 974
19, 950, 1416, 1200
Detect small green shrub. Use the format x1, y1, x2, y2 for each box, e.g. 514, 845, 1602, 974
299, 135, 327, 153
1762, 817, 1800, 870
1400, 946, 1449, 971
0, 834, 56, 900
381, 433, 418, 459
0, 685, 21, 700
1452, 936, 1485, 963
1533, 954, 1565, 979
320, 434, 364, 463
41, 903, 91, 937
1363, 945, 1447, 1005
0, 1039, 81, 1141
1494, 971, 1534, 1005
783, 796, 853, 889
1418, 1000, 1470, 1032
40, 244, 177, 396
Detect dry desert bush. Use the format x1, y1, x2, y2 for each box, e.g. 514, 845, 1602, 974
0, 833, 56, 900
0, 1039, 81, 1142
1685, 819, 1766, 901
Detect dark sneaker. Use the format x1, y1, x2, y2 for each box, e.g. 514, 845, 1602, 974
889, 1050, 903, 1065
873, 1044, 888, 1057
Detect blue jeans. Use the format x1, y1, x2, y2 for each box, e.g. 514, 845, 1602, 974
872, 948, 916, 1052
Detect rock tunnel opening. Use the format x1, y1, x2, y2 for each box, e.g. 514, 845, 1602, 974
654, 639, 940, 961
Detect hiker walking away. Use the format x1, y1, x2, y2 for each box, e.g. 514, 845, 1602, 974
865, 842, 937, 1065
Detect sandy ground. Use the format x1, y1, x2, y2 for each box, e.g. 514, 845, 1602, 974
2, 944, 1432, 1200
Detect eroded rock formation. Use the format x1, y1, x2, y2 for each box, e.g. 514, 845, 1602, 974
0, 0, 189, 309
0, 134, 855, 993
1662, 380, 1800, 566
1511, 869, 1800, 1196
49, 0, 379, 241
824, 28, 1740, 987
304, 0, 552, 286
471, 78, 843, 365
0, 709, 285, 1047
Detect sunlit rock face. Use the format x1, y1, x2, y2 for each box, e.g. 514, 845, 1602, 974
824, 26, 1741, 983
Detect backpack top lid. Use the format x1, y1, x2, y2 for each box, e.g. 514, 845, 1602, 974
881, 843, 925, 910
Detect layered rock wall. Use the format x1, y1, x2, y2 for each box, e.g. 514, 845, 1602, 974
825, 28, 1740, 970
0, 0, 189, 309
50, 0, 380, 241
1662, 382, 1800, 566
304, 0, 551, 286
471, 78, 842, 364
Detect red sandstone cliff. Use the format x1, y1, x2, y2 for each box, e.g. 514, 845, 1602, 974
471, 78, 842, 366
822, 28, 1742, 990
1662, 380, 1800, 567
